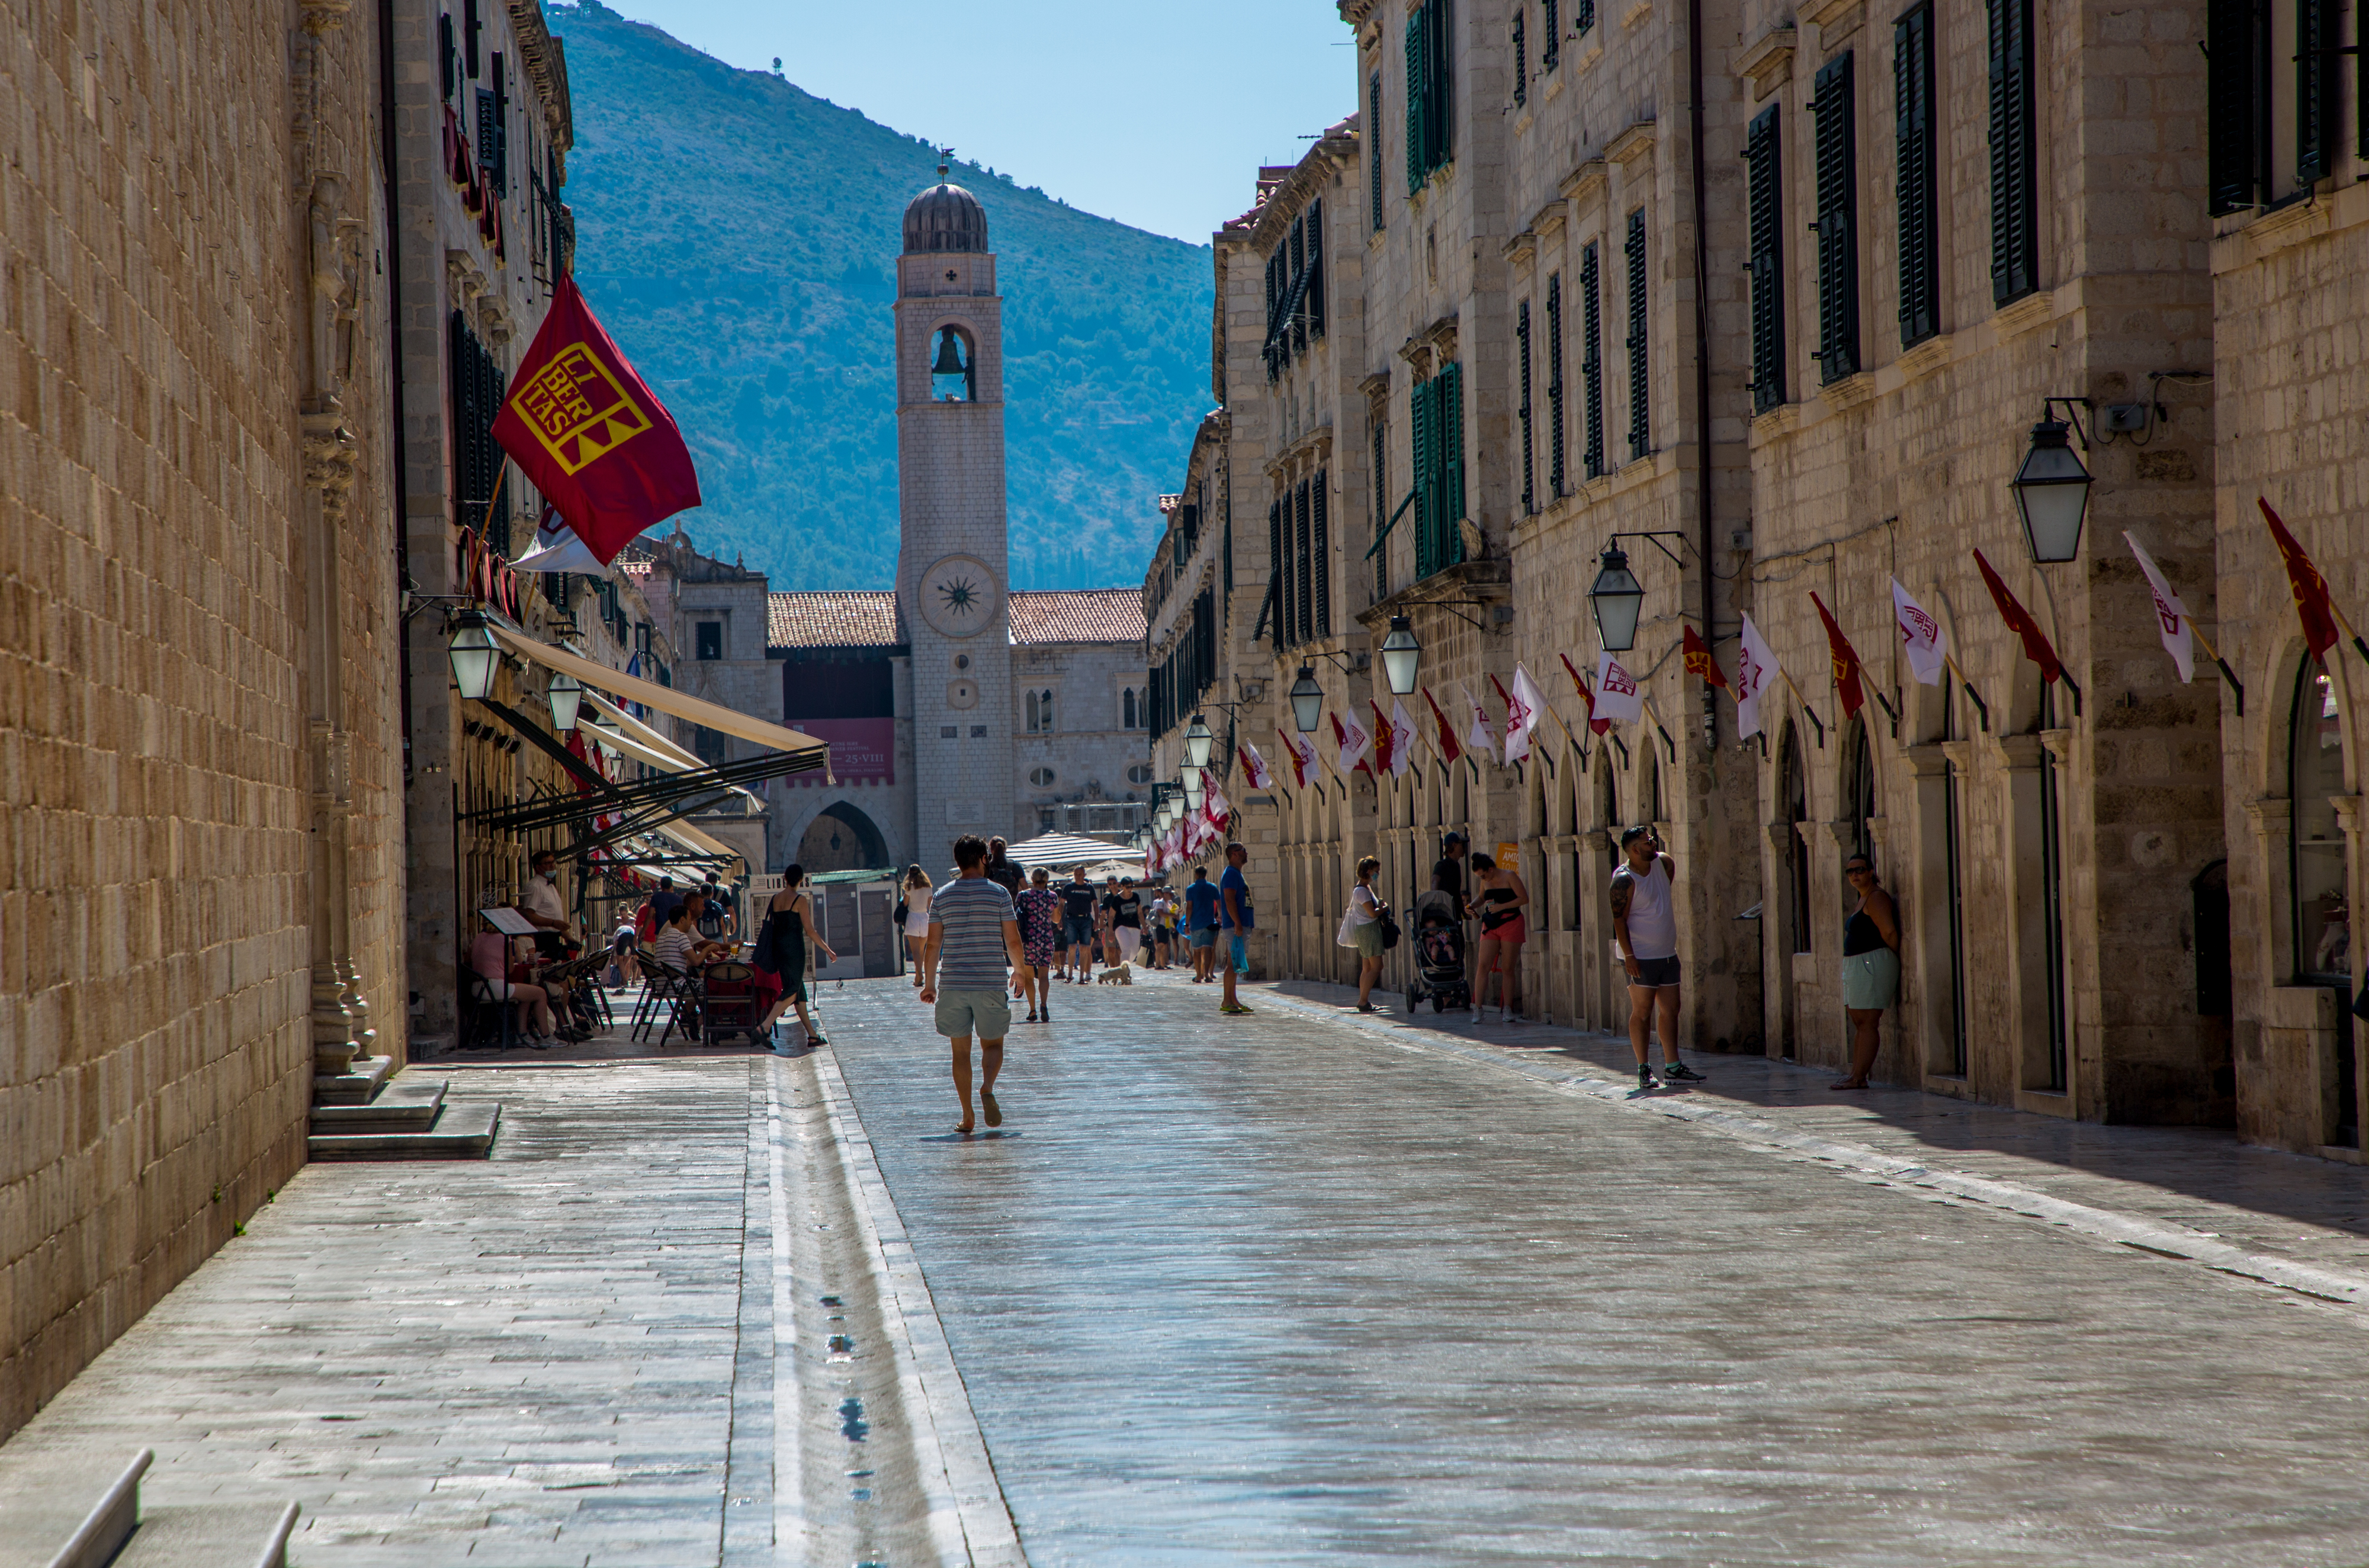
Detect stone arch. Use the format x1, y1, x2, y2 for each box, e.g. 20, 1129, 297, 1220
928, 322, 977, 403
1839, 715, 1879, 866
791, 801, 890, 876
1777, 721, 1813, 957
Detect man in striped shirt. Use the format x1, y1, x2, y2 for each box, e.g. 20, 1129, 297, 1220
920, 834, 1030, 1135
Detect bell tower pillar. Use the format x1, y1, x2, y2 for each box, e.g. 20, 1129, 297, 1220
895, 166, 1012, 871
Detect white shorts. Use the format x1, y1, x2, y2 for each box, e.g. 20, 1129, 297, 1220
1116, 927, 1142, 962
906, 913, 931, 938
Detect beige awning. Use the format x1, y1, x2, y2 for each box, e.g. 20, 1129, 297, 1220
656, 818, 746, 870
584, 722, 685, 776
582, 690, 708, 772
489, 624, 829, 760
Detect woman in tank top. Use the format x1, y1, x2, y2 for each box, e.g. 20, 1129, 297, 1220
902, 865, 933, 987
1832, 852, 1901, 1090
1469, 853, 1532, 1024
754, 864, 838, 1049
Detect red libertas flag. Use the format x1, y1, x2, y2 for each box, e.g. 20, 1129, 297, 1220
2258, 497, 2342, 659
1681, 625, 1731, 692
1809, 592, 1867, 720
1972, 549, 2063, 685
493, 274, 702, 564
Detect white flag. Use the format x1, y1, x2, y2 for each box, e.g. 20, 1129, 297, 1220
1458, 683, 1498, 762
2123, 532, 2195, 684
1238, 740, 1275, 791
1202, 777, 1232, 829
1593, 652, 1646, 725
1891, 577, 1949, 687
1503, 664, 1545, 763
1334, 709, 1373, 776
511, 505, 612, 577
1734, 613, 1782, 741
1388, 700, 1418, 777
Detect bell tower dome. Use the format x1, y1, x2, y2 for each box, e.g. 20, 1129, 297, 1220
894, 160, 1013, 868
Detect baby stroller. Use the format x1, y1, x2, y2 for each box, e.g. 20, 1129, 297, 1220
1404, 889, 1470, 1014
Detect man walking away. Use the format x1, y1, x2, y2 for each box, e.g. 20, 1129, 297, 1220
1219, 841, 1255, 1015
1060, 866, 1099, 984
1183, 865, 1222, 982
919, 834, 1029, 1134
1610, 826, 1703, 1089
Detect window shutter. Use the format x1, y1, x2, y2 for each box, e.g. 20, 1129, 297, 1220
1580, 243, 1605, 479
1812, 52, 1861, 382
1372, 419, 1389, 600
1432, 0, 1453, 171
1289, 219, 1308, 352
1410, 378, 1436, 579
1624, 211, 1650, 460
439, 12, 457, 101
1441, 361, 1467, 567
1895, 7, 1938, 346
1576, 0, 1594, 36
1370, 73, 1387, 228
1267, 499, 1286, 646
1543, 0, 1561, 68
1988, 0, 2038, 300
2206, 0, 2257, 213
1295, 480, 1314, 643
1312, 473, 1331, 636
1306, 199, 1325, 336
1746, 105, 1786, 414
2299, 0, 2328, 182
1517, 300, 1535, 513
1546, 272, 1567, 494
1513, 12, 1527, 106
1406, 11, 1429, 194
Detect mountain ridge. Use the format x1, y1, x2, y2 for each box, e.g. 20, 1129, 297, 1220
552, 1, 1214, 592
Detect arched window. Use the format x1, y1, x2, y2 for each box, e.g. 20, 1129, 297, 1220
2292, 661, 2348, 984
1026, 688, 1055, 734
1781, 725, 1812, 954
929, 325, 976, 403
1845, 720, 1877, 863
1123, 687, 1139, 729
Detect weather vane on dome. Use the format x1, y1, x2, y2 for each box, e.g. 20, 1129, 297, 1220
936, 145, 955, 181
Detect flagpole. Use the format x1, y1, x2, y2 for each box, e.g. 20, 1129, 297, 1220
2185, 624, 2247, 716
1942, 653, 1991, 732
2325, 602, 2369, 673
1638, 697, 1678, 763
1779, 670, 1826, 747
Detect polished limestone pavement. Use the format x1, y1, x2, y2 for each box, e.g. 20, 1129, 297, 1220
830, 971, 2369, 1566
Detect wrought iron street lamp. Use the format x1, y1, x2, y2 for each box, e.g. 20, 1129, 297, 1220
448, 610, 500, 702
1289, 664, 1324, 734
2011, 409, 2094, 564
1183, 715, 1215, 769
1588, 547, 1645, 653
1183, 770, 1206, 812
1379, 615, 1421, 696
546, 670, 583, 732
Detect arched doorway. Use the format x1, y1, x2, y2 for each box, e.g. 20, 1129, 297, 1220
795, 802, 889, 876
2290, 659, 2353, 1144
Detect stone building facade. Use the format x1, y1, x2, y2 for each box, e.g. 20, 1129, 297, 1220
1, 0, 410, 1437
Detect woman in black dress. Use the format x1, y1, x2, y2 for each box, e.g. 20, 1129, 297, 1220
755, 864, 837, 1048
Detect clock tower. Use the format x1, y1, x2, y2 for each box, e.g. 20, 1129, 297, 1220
895, 165, 1013, 869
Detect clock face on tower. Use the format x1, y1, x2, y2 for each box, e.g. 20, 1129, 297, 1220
916, 553, 1003, 639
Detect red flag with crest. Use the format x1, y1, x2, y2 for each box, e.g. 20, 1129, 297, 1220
1682, 625, 1731, 692
1421, 687, 1463, 766
1558, 653, 1612, 735
493, 274, 703, 564
1809, 592, 1867, 721
1972, 549, 2063, 685
2259, 497, 2342, 658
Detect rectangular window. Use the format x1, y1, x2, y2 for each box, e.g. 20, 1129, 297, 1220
1311, 471, 1331, 637
463, 0, 481, 76
1411, 364, 1467, 580
1305, 199, 1325, 336
1580, 245, 1606, 478
1543, 0, 1561, 67
1405, 0, 1453, 194
1988, 0, 2038, 299
477, 86, 503, 197
1267, 498, 1286, 647
1371, 417, 1389, 601
1369, 72, 1387, 229
447, 309, 509, 552
1513, 12, 1527, 106
1289, 219, 1308, 352
1546, 273, 1567, 493
1517, 300, 1535, 513
695, 621, 723, 661
1895, 7, 1940, 346
1576, 0, 1594, 33
1812, 52, 1861, 382
2300, 0, 2329, 182
439, 12, 457, 101
1745, 105, 1786, 414
2207, 0, 2259, 211
1624, 210, 1651, 461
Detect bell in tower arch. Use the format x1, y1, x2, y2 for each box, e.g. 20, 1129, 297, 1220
930, 325, 975, 403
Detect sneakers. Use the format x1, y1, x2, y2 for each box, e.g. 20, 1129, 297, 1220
1638, 1063, 1661, 1090
1470, 1007, 1484, 1024
1661, 1061, 1706, 1084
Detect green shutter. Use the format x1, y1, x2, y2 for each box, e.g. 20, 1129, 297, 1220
2207, 0, 2257, 214
1441, 361, 1467, 570
1895, 6, 1938, 346
1406, 11, 1428, 194
1988, 0, 2037, 301
2299, 0, 2328, 182
1580, 243, 1604, 479
1624, 213, 1650, 460
1811, 52, 1860, 382
1312, 471, 1331, 637
1746, 105, 1785, 414
1545, 272, 1567, 494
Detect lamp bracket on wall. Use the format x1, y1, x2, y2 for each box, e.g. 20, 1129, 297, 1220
2038, 396, 2094, 449
1601, 529, 1693, 568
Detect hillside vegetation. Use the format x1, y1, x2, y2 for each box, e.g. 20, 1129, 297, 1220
553, 2, 1215, 591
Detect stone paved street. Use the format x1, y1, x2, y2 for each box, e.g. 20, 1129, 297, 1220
10, 973, 2369, 1564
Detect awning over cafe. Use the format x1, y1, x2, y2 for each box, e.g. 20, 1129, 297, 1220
488, 622, 830, 764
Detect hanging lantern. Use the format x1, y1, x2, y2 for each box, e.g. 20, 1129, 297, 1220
1379, 615, 1421, 696
448, 611, 499, 702
1588, 547, 1646, 653
1289, 664, 1324, 734
1183, 715, 1215, 769
547, 670, 583, 732
2011, 413, 2094, 564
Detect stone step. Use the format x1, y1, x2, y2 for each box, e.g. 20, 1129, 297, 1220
0, 1447, 147, 1568
312, 1053, 394, 1107
307, 1101, 500, 1162
309, 1074, 445, 1133
111, 1500, 300, 1568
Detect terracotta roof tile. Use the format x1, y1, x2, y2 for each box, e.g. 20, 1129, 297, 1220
1007, 589, 1146, 646
768, 592, 906, 649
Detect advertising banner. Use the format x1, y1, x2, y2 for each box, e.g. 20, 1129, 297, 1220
781, 717, 895, 785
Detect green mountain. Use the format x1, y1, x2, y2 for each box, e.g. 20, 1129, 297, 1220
551, 2, 1214, 592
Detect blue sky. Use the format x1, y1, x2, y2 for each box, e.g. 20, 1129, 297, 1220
586, 1, 1359, 243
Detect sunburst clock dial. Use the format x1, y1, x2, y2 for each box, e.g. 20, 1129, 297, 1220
916, 553, 1003, 638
